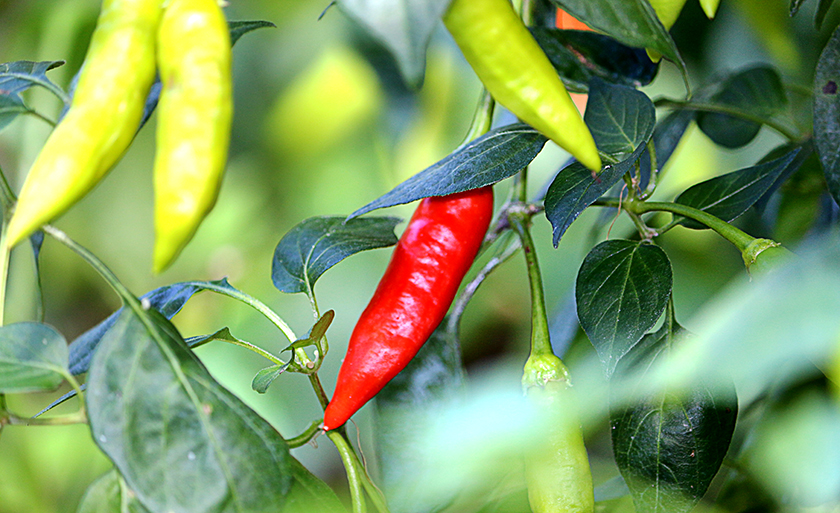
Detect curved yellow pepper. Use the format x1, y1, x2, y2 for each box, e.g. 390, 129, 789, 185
152, 0, 232, 273
6, 0, 161, 247
443, 0, 601, 173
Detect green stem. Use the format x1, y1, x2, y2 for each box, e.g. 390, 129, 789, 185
640, 139, 658, 200
309, 373, 330, 411
5, 409, 87, 426
327, 430, 367, 513
655, 98, 802, 142
462, 89, 495, 145
0, 218, 9, 327
287, 419, 323, 448
447, 235, 521, 333
27, 109, 56, 127
181, 280, 297, 344
630, 201, 755, 251
216, 336, 286, 366
507, 206, 552, 357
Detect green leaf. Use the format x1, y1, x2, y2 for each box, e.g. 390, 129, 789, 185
77, 470, 150, 513
0, 93, 32, 131
745, 388, 840, 505
229, 20, 276, 46
696, 66, 786, 149
610, 322, 738, 513
282, 458, 347, 513
816, 0, 834, 29
271, 216, 400, 295
348, 124, 547, 219
336, 0, 449, 87
576, 240, 672, 376
815, 25, 840, 207
184, 326, 242, 349
531, 28, 659, 93
252, 364, 288, 394
545, 141, 647, 246
549, 0, 685, 70
0, 323, 68, 393
790, 0, 807, 15
675, 147, 802, 229
375, 320, 465, 513
0, 60, 64, 96
69, 278, 233, 375
585, 79, 656, 163
86, 308, 292, 512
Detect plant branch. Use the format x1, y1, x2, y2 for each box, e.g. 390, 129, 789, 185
655, 98, 802, 142
287, 419, 323, 448
629, 201, 755, 251
328, 430, 367, 513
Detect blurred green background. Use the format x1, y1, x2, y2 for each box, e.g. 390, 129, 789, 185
0, 0, 834, 511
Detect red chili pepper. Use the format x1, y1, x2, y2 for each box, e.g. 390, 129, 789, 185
323, 186, 494, 431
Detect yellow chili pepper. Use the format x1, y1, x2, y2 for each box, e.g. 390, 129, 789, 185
152, 0, 232, 273
698, 0, 721, 19
6, 0, 161, 247
523, 354, 594, 513
443, 0, 601, 173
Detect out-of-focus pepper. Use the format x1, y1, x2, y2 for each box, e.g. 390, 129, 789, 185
443, 0, 601, 173
6, 0, 161, 247
152, 0, 232, 273
742, 238, 794, 278
523, 354, 595, 513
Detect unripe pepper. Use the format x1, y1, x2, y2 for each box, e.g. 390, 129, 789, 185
152, 0, 232, 273
741, 238, 794, 278
6, 0, 161, 247
523, 354, 594, 513
323, 186, 494, 431
443, 0, 601, 173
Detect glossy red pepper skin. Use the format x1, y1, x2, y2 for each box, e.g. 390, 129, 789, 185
323, 186, 494, 431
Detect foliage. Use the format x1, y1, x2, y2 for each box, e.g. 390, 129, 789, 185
1, 1, 840, 513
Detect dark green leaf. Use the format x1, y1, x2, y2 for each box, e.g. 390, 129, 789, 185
771, 150, 827, 243
790, 0, 807, 15
0, 60, 64, 96
0, 323, 68, 393
272, 217, 400, 295
349, 124, 547, 218
585, 79, 656, 162
696, 66, 786, 148
675, 147, 802, 229
0, 94, 32, 131
337, 0, 449, 87
282, 458, 347, 513
816, 0, 834, 29
815, 25, 840, 206
69, 278, 233, 375
545, 141, 647, 246
549, 0, 684, 70
754, 141, 814, 212
77, 470, 150, 513
229, 20, 276, 46
611, 322, 738, 513
375, 320, 465, 513
531, 28, 658, 93
576, 240, 672, 376
86, 308, 292, 512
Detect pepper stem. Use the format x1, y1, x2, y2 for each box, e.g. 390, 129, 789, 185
507, 206, 553, 358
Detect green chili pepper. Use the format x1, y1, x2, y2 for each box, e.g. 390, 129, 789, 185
6, 0, 161, 247
152, 0, 233, 273
742, 238, 794, 278
443, 0, 602, 173
523, 354, 595, 513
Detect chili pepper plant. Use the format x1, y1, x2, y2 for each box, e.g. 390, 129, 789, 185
1, 0, 840, 512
